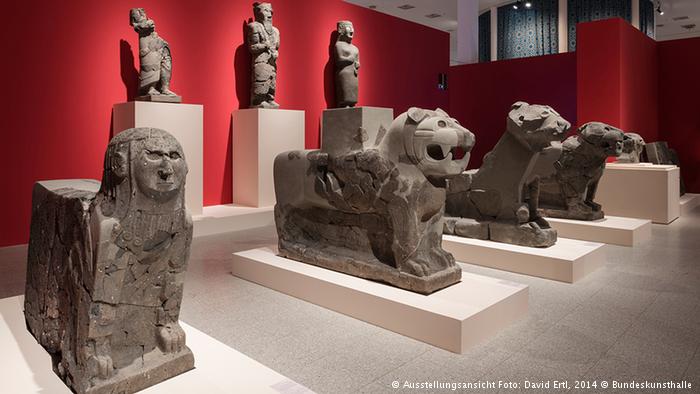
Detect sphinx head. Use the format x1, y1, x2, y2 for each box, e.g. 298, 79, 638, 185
99, 128, 187, 215
579, 122, 625, 157
621, 132, 645, 158
507, 101, 571, 152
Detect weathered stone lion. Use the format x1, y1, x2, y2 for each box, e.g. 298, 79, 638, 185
445, 102, 571, 247
617, 132, 645, 163
274, 108, 475, 294
536, 122, 624, 220
24, 128, 194, 394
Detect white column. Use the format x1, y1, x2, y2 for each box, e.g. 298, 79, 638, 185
456, 0, 479, 64
632, 0, 640, 29
490, 6, 498, 61
558, 0, 568, 53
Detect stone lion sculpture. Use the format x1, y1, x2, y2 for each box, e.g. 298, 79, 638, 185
274, 108, 475, 294
445, 102, 571, 247
24, 128, 194, 394
617, 132, 645, 163
535, 122, 624, 220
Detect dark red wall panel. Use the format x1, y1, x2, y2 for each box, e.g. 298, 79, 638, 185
0, 0, 448, 247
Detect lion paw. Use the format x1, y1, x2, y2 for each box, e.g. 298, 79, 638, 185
158, 323, 186, 354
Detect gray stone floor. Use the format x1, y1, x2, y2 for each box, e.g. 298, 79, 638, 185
1, 208, 699, 393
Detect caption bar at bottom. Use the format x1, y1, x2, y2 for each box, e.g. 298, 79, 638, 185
389, 380, 693, 391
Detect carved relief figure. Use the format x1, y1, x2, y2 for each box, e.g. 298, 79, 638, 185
247, 2, 280, 108
274, 108, 475, 294
130, 8, 180, 101
617, 132, 645, 163
536, 122, 624, 220
445, 102, 571, 247
334, 21, 360, 108
24, 128, 194, 394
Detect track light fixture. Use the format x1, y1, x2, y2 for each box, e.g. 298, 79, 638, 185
512, 1, 533, 10
656, 0, 664, 15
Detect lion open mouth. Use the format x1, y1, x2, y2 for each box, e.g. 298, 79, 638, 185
427, 144, 467, 161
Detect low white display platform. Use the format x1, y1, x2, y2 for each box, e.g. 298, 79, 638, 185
232, 109, 304, 208
442, 235, 605, 283
113, 101, 204, 215
596, 163, 680, 224
231, 248, 528, 354
546, 216, 651, 247
192, 204, 274, 238
0, 296, 310, 394
680, 193, 700, 216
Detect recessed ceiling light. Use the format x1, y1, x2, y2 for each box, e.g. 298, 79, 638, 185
672, 16, 690, 21
397, 4, 415, 10
368, 5, 377, 9
681, 23, 696, 30
425, 13, 442, 19
656, 24, 665, 27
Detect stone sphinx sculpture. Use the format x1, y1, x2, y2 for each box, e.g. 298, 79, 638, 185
445, 102, 570, 247
247, 2, 280, 109
617, 132, 645, 163
274, 108, 475, 294
24, 128, 193, 394
535, 122, 624, 220
334, 20, 360, 108
130, 8, 181, 102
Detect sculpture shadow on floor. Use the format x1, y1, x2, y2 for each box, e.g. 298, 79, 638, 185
119, 39, 138, 102
323, 30, 338, 109
234, 20, 252, 109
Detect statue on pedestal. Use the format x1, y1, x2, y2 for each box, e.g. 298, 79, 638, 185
130, 8, 181, 102
247, 2, 280, 109
24, 128, 194, 394
334, 21, 360, 108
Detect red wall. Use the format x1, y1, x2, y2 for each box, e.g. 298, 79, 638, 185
448, 53, 578, 170
0, 0, 448, 247
658, 38, 700, 193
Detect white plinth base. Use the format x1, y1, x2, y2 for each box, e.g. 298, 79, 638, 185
442, 235, 605, 283
231, 248, 528, 354
232, 109, 305, 208
192, 204, 274, 238
113, 101, 204, 215
546, 216, 651, 246
0, 296, 309, 394
596, 163, 680, 224
680, 193, 700, 216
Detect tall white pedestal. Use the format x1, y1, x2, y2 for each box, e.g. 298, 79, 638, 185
231, 248, 528, 354
546, 216, 651, 247
232, 109, 304, 208
442, 235, 606, 283
596, 163, 680, 224
113, 101, 204, 215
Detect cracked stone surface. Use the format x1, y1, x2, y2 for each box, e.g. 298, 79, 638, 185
445, 102, 570, 248
274, 107, 474, 294
24, 128, 194, 394
130, 8, 181, 103
248, 2, 280, 109
334, 21, 360, 108
536, 122, 624, 221
617, 132, 645, 163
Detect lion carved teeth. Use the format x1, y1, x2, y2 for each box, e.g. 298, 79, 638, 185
440, 144, 451, 157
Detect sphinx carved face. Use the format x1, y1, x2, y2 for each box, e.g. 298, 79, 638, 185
405, 108, 475, 178
507, 102, 571, 152
134, 136, 187, 203
580, 122, 625, 157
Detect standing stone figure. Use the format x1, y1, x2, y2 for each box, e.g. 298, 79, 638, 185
334, 21, 360, 108
130, 8, 181, 102
617, 132, 645, 163
445, 102, 571, 247
536, 122, 624, 220
274, 108, 474, 294
24, 128, 194, 394
247, 2, 280, 109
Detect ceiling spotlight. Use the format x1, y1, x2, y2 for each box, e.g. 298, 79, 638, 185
656, 1, 664, 15
525, 1, 532, 8
513, 3, 519, 10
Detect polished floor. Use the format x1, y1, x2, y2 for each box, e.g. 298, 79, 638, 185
1, 208, 699, 393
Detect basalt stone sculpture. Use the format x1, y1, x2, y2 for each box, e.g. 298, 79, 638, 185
334, 21, 360, 108
535, 122, 624, 221
617, 132, 645, 163
247, 2, 280, 109
130, 8, 181, 103
274, 108, 474, 294
24, 128, 194, 394
445, 102, 570, 248
643, 141, 686, 195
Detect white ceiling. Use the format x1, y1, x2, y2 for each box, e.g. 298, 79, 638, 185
345, 0, 700, 62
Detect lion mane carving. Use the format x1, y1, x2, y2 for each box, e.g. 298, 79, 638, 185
273, 108, 475, 294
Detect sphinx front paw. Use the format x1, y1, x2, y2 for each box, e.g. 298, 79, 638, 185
87, 354, 113, 379
157, 323, 186, 354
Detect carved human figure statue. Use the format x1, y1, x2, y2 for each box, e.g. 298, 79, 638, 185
334, 20, 360, 108
247, 2, 280, 109
130, 8, 180, 101
24, 128, 194, 393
